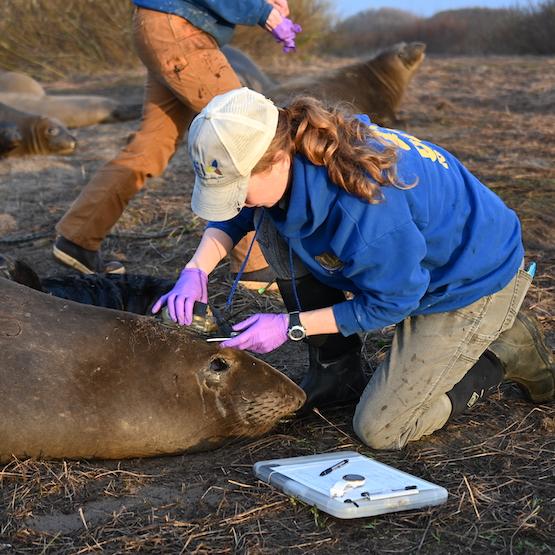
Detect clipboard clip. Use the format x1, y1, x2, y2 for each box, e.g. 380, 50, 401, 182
360, 485, 419, 502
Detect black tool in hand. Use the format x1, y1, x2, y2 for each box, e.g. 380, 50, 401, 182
192, 301, 208, 318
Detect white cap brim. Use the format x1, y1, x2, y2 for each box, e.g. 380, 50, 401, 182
191, 174, 250, 222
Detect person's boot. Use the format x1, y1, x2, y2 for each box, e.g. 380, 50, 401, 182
446, 307, 554, 418
302, 339, 368, 411
446, 350, 505, 417
276, 274, 368, 411
488, 308, 554, 403
53, 236, 125, 275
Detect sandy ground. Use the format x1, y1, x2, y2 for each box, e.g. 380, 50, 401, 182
0, 55, 554, 554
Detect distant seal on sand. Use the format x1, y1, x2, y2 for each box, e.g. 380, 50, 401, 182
0, 102, 76, 156
0, 276, 305, 461
222, 45, 275, 93
0, 121, 22, 157
266, 42, 426, 125
0, 92, 142, 128
0, 70, 45, 97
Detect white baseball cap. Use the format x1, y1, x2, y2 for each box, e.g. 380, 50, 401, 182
188, 87, 279, 221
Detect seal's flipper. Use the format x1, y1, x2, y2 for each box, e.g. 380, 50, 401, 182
0, 254, 43, 291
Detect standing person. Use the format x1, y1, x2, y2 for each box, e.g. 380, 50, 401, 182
152, 88, 554, 450
53, 0, 301, 288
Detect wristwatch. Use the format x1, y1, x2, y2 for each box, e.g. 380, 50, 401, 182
287, 311, 307, 341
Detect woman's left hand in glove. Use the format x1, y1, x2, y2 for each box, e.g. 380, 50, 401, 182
220, 313, 288, 354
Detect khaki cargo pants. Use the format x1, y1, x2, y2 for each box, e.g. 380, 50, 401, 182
56, 7, 266, 273
256, 211, 532, 449
353, 263, 531, 449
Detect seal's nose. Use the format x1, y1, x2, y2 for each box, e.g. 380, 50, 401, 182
283, 381, 307, 412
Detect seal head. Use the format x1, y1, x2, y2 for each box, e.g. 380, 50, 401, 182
28, 116, 77, 155
267, 41, 427, 125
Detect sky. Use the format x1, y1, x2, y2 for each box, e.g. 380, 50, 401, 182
332, 0, 536, 18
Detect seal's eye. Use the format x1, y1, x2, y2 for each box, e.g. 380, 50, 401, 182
209, 357, 230, 373
47, 127, 60, 137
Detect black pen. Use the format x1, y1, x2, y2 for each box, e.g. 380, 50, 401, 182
319, 458, 349, 477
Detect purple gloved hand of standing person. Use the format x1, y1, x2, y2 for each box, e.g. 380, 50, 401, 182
271, 18, 302, 53
220, 313, 288, 354
151, 268, 208, 326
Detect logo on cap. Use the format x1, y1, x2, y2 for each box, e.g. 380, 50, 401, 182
193, 159, 223, 179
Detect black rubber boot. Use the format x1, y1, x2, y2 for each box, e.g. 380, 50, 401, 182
277, 274, 368, 411
302, 340, 368, 411
488, 307, 554, 403
446, 350, 504, 417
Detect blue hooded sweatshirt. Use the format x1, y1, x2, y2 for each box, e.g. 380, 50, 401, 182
132, 0, 272, 46
207, 116, 524, 336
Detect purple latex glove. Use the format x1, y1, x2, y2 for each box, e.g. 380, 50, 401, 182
271, 18, 302, 53
220, 313, 288, 354
151, 268, 208, 326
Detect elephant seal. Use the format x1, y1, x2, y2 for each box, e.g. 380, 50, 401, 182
0, 92, 142, 128
222, 45, 275, 93
0, 277, 305, 461
0, 121, 22, 157
0, 70, 45, 96
0, 102, 76, 156
266, 42, 426, 125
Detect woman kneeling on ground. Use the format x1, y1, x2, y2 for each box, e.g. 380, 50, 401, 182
152, 87, 554, 450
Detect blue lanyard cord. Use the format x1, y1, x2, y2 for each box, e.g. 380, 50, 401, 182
288, 243, 302, 313
225, 210, 266, 310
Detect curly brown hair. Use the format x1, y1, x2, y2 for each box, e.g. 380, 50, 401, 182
252, 96, 406, 204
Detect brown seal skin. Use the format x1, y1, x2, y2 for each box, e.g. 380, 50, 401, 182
0, 70, 45, 97
0, 101, 76, 157
266, 42, 426, 126
0, 277, 306, 462
0, 92, 142, 128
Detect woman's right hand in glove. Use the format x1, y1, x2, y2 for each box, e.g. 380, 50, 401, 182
151, 268, 208, 326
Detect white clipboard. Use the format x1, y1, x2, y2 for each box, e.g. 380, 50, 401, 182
253, 451, 448, 519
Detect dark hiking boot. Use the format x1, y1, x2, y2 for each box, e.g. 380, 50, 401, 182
53, 236, 125, 275
301, 343, 368, 412
488, 308, 554, 403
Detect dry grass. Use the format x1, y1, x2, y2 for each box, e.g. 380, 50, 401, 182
0, 55, 554, 553
0, 0, 136, 80
0, 0, 333, 81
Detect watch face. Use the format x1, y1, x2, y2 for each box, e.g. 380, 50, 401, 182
288, 325, 305, 341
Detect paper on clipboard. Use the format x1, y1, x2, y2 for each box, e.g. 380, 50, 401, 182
276, 454, 431, 500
